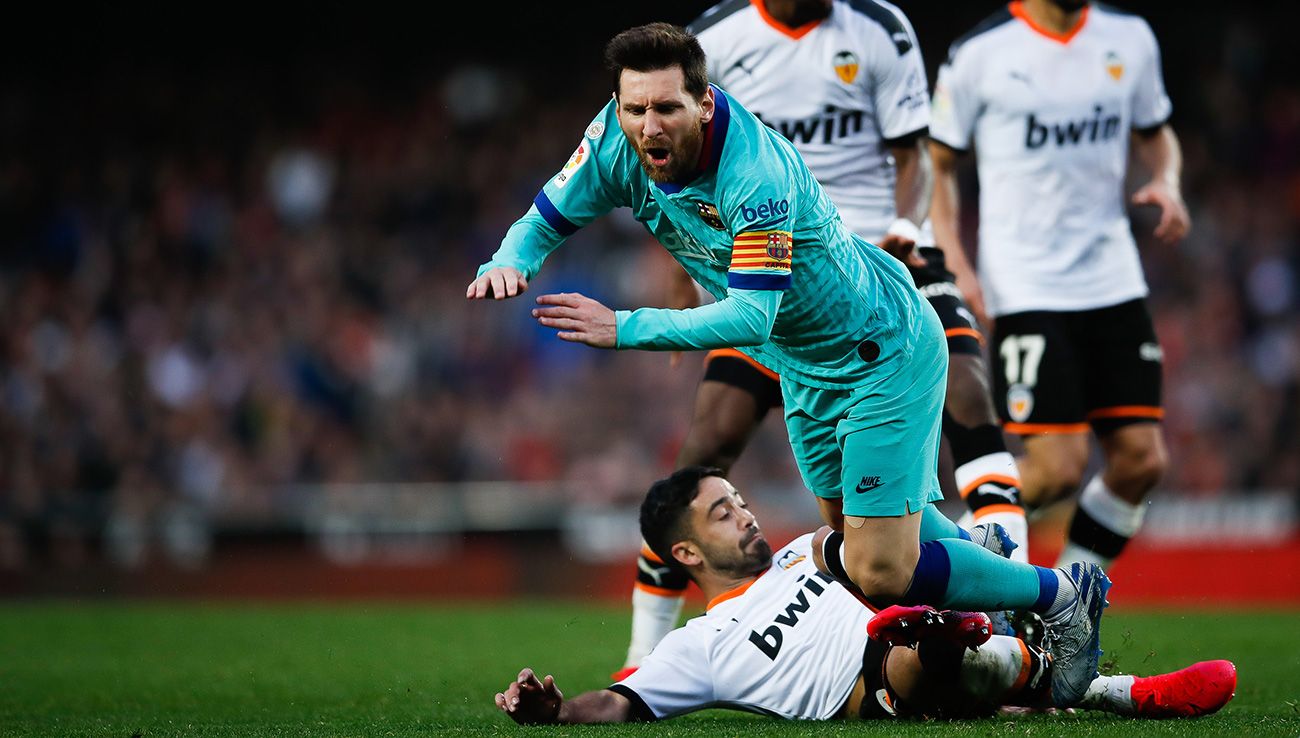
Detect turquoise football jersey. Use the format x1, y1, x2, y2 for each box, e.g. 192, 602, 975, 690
481, 85, 926, 390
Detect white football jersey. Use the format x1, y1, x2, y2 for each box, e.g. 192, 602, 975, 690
930, 2, 1173, 317
691, 0, 930, 241
613, 534, 873, 720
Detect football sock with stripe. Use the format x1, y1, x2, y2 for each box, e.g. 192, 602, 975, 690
819, 507, 971, 603
903, 540, 1077, 618
945, 415, 1029, 562
1058, 475, 1146, 570
820, 531, 1074, 617
623, 544, 689, 668
957, 635, 1051, 707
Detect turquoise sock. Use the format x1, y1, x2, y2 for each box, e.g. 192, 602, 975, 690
918, 504, 970, 542
902, 538, 1058, 612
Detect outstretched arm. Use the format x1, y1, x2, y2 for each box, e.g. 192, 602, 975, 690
469, 108, 625, 301
466, 207, 569, 302
494, 668, 634, 725
616, 287, 781, 350
1129, 124, 1190, 245
530, 288, 781, 351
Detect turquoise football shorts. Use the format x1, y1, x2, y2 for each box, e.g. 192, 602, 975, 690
782, 303, 948, 518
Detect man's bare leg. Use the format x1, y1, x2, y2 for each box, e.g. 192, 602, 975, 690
944, 353, 1029, 562
1058, 423, 1167, 569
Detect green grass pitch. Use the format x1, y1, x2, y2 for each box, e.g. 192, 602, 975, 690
0, 602, 1297, 736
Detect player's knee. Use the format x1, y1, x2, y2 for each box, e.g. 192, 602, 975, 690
676, 423, 745, 473
810, 525, 836, 576
944, 389, 995, 430
710, 431, 752, 468
1108, 433, 1168, 492
944, 356, 997, 427
1044, 465, 1086, 499
855, 570, 912, 603
676, 438, 740, 475
677, 418, 754, 473
845, 554, 914, 603
1024, 453, 1087, 503
1024, 462, 1086, 506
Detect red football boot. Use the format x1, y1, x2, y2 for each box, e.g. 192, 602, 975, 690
868, 605, 992, 649
1130, 660, 1237, 718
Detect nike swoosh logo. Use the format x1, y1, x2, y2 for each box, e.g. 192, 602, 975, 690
855, 477, 884, 493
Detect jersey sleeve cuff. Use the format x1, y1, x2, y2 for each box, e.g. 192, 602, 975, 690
614, 310, 631, 349
606, 685, 658, 722
928, 135, 968, 154
727, 272, 791, 290
882, 126, 930, 149
475, 260, 528, 279
1132, 118, 1170, 137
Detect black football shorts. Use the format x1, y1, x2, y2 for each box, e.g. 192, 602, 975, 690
991, 298, 1164, 436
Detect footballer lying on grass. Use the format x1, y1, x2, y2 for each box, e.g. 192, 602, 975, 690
494, 468, 1237, 724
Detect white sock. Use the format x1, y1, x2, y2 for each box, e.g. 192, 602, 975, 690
624, 587, 684, 667
1077, 674, 1136, 714
1056, 476, 1147, 570
954, 452, 1021, 499
959, 635, 1029, 701
956, 452, 1028, 562
1045, 569, 1083, 621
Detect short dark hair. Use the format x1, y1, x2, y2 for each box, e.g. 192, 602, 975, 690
640, 465, 725, 567
603, 22, 709, 98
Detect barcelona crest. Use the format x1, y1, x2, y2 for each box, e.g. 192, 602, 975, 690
766, 232, 791, 261
697, 202, 726, 230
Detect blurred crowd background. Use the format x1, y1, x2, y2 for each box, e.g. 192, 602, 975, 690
0, 1, 1296, 571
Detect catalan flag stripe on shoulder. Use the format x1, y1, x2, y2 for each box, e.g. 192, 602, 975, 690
728, 230, 793, 290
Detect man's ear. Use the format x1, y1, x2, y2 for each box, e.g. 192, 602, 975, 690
700, 87, 715, 124
672, 540, 702, 568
